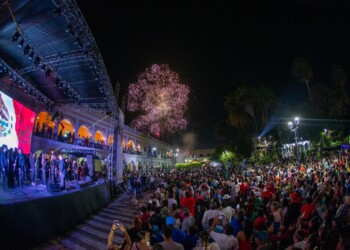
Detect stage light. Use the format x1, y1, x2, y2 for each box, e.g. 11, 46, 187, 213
75, 37, 83, 48
45, 68, 52, 78
53, 7, 61, 17
23, 45, 30, 55
18, 39, 25, 48
65, 24, 72, 33
65, 24, 74, 35
99, 84, 104, 93
54, 77, 60, 86
12, 31, 20, 42
9, 74, 13, 81
3, 68, 8, 76
24, 85, 29, 92
34, 56, 41, 67
28, 51, 34, 60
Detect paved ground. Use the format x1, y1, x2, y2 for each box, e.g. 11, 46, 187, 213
33, 189, 152, 250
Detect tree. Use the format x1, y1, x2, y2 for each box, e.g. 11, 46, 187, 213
224, 85, 277, 135
330, 64, 349, 119
291, 57, 313, 105
224, 85, 277, 154
127, 64, 190, 137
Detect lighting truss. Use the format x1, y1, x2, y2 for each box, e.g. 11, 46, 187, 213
20, 0, 118, 115
56, 102, 117, 115
0, 57, 54, 108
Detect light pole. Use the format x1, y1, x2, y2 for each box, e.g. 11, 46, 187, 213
151, 147, 156, 171
288, 117, 300, 164
175, 148, 179, 164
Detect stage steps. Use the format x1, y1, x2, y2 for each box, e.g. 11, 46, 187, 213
34, 190, 152, 250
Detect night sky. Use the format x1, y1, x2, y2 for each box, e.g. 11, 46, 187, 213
76, 0, 350, 149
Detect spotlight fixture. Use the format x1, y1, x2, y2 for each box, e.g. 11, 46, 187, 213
23, 85, 29, 92
18, 39, 25, 48
53, 7, 61, 17
99, 84, 104, 93
28, 51, 34, 60
3, 68, 8, 76
12, 31, 20, 42
23, 45, 30, 55
45, 68, 52, 78
34, 56, 41, 67
54, 77, 60, 86
65, 24, 74, 35
75, 37, 83, 48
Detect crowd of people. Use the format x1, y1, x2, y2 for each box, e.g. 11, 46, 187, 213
0, 143, 90, 191
109, 153, 350, 250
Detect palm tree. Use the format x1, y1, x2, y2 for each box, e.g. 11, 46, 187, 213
292, 57, 313, 105
330, 64, 349, 132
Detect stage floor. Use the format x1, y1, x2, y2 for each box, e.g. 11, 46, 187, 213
0, 179, 112, 249
0, 179, 97, 205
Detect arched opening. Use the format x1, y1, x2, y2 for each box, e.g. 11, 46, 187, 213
58, 119, 74, 138
108, 135, 114, 146
127, 140, 134, 153
77, 125, 91, 139
94, 130, 105, 143
128, 140, 134, 150
34, 111, 55, 138
136, 144, 141, 152
122, 140, 126, 152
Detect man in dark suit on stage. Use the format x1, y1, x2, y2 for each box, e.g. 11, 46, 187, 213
0, 144, 8, 191
58, 154, 66, 190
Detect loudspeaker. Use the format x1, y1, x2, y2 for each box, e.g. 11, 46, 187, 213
47, 183, 61, 192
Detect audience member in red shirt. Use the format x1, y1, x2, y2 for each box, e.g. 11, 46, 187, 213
180, 191, 196, 216
254, 208, 267, 230
300, 196, 316, 220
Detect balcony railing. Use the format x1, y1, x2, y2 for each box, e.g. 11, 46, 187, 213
122, 149, 143, 156
33, 131, 109, 151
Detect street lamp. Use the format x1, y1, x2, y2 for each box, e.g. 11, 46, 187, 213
150, 147, 156, 171
288, 117, 300, 164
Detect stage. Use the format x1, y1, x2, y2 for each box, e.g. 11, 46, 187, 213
0, 179, 112, 249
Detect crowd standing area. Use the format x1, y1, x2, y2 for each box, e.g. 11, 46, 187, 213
110, 154, 350, 250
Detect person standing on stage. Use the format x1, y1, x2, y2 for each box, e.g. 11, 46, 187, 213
41, 153, 47, 185
0, 144, 9, 191
72, 159, 78, 181
30, 152, 36, 185
8, 148, 17, 188
15, 148, 26, 188
58, 154, 66, 190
